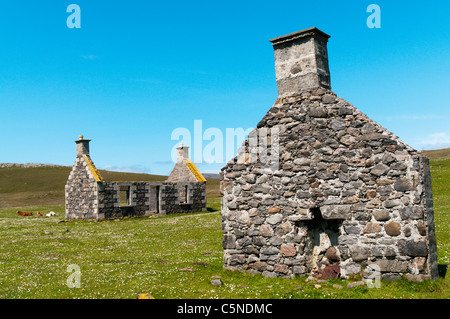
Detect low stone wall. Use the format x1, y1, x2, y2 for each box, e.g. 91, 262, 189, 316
98, 182, 152, 219
66, 178, 207, 220
178, 182, 208, 214
161, 182, 207, 215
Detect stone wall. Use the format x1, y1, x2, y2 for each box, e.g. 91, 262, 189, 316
176, 182, 208, 213
220, 88, 438, 281
67, 177, 207, 220
98, 182, 152, 219
96, 181, 207, 218
65, 156, 99, 220
160, 183, 179, 214
161, 182, 207, 214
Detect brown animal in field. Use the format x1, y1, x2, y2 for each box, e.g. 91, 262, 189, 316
38, 212, 43, 217
17, 211, 33, 216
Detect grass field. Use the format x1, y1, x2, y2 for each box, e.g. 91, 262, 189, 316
0, 158, 448, 299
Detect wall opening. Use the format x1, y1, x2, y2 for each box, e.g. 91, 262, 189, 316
155, 186, 160, 213
120, 186, 131, 206
302, 207, 342, 279
179, 184, 189, 204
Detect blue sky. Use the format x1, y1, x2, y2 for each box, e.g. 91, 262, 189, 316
0, 0, 449, 175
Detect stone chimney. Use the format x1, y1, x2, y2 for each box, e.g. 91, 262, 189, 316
176, 143, 189, 162
269, 27, 331, 97
75, 135, 90, 156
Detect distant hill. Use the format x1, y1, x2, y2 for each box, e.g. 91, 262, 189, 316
3, 147, 448, 209
0, 163, 68, 168
0, 165, 220, 209
422, 148, 450, 160
203, 173, 220, 179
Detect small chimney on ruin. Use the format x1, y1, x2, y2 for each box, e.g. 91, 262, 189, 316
176, 143, 189, 162
75, 135, 90, 156
270, 27, 331, 97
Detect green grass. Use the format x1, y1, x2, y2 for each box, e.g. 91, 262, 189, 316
0, 158, 448, 299
430, 158, 450, 268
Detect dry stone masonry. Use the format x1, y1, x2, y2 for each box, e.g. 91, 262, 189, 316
65, 137, 207, 220
220, 27, 438, 281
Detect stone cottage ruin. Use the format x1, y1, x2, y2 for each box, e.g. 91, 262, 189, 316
220, 27, 438, 281
65, 136, 207, 220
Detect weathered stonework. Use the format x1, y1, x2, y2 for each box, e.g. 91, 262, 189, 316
65, 137, 207, 220
220, 27, 438, 281
65, 155, 99, 220
270, 27, 331, 96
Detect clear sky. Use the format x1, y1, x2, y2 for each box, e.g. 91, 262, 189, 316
0, 0, 449, 175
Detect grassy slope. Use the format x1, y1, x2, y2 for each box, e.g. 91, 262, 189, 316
423, 148, 450, 160
0, 157, 448, 299
0, 166, 220, 208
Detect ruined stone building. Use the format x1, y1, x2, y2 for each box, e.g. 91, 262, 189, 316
220, 27, 438, 281
65, 137, 207, 220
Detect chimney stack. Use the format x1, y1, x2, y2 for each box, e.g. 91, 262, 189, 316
176, 143, 189, 162
75, 135, 90, 156
270, 27, 331, 97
